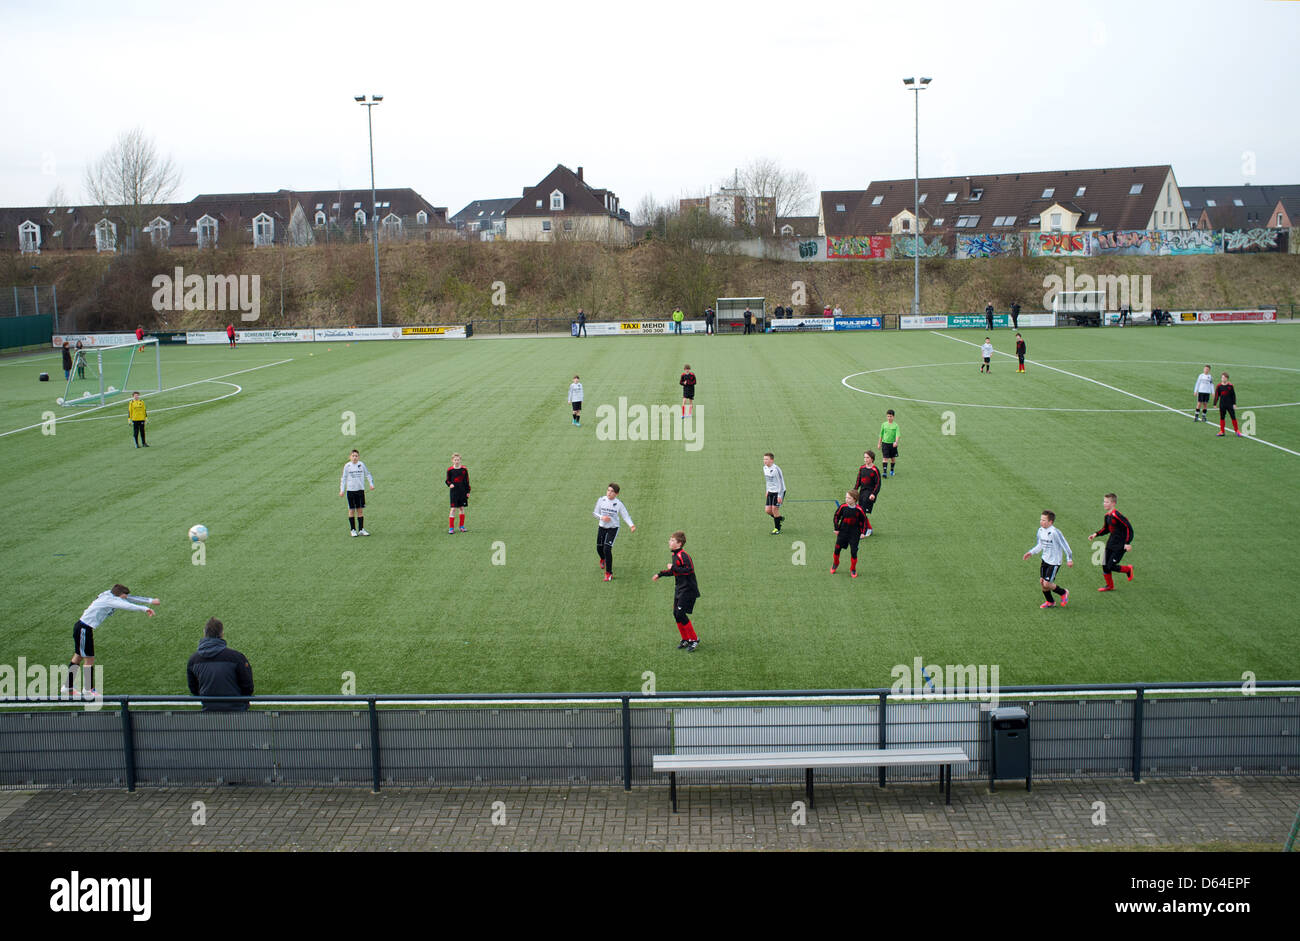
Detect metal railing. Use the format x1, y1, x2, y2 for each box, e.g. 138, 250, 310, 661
1, 682, 1295, 792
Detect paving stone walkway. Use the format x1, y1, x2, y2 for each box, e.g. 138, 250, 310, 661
1, 777, 1293, 851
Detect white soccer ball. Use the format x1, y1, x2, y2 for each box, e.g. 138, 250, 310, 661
106, 386, 117, 394
188, 524, 209, 543
56, 397, 64, 406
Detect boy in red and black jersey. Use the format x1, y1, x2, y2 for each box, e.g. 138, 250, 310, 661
679, 365, 696, 418
831, 491, 868, 578
653, 531, 701, 651
1015, 333, 1027, 373
853, 450, 880, 535
1213, 372, 1241, 437
1088, 493, 1134, 592
446, 453, 470, 533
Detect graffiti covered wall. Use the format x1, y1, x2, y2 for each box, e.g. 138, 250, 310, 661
1221, 228, 1289, 254
826, 235, 890, 259
891, 234, 948, 258
1160, 229, 1218, 255
1089, 230, 1161, 256
1029, 233, 1087, 256
956, 232, 1023, 258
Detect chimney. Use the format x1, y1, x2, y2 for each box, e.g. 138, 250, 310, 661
577, 166, 584, 182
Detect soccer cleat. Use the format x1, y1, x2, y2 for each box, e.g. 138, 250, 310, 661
850, 571, 859, 579
1236, 432, 1243, 437
1039, 601, 1055, 608
351, 530, 358, 537
359, 529, 370, 536
1097, 586, 1114, 592
459, 526, 466, 532
830, 567, 837, 574
1060, 590, 1069, 607
61, 685, 78, 696
1216, 432, 1225, 437
676, 640, 691, 650
448, 526, 455, 534
686, 641, 699, 652
1126, 568, 1134, 582
771, 527, 780, 535
83, 688, 98, 697
603, 573, 612, 582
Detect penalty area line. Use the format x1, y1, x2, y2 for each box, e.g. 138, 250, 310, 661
930, 331, 1300, 458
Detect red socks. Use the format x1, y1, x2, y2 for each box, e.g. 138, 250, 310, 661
1104, 572, 1114, 589
1232, 419, 1239, 433
850, 558, 857, 575
459, 513, 465, 526
683, 621, 698, 641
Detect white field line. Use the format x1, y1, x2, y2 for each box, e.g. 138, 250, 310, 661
930, 332, 1300, 458
0, 358, 292, 439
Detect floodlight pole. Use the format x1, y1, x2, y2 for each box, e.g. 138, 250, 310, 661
903, 77, 931, 317
357, 94, 384, 328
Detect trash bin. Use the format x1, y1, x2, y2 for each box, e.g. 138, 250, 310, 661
989, 706, 1031, 792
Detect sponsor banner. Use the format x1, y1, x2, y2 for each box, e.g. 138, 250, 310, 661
398, 326, 467, 338
52, 333, 137, 347
901, 315, 951, 330
188, 328, 317, 344
1017, 313, 1056, 328
316, 327, 404, 341
149, 332, 188, 344
947, 314, 1011, 329
771, 317, 834, 332
1169, 310, 1277, 324
833, 317, 883, 331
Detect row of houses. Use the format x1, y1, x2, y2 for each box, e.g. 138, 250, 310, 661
5, 161, 1298, 254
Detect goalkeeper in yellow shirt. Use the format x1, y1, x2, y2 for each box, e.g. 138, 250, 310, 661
128, 391, 149, 447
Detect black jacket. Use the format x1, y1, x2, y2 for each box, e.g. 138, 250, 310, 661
186, 638, 254, 711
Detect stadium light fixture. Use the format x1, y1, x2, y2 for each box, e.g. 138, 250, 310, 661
902, 76, 932, 317
356, 94, 384, 328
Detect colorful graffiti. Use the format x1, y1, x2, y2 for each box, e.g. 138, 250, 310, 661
891, 235, 948, 258
1222, 228, 1288, 254
1160, 229, 1218, 255
797, 239, 820, 259
1031, 233, 1087, 256
956, 233, 1022, 258
827, 235, 889, 259
1089, 230, 1160, 256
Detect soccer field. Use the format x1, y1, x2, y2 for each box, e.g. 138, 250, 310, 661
3, 325, 1298, 697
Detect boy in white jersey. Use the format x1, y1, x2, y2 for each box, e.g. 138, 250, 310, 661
1193, 365, 1214, 422
568, 375, 584, 426
762, 452, 786, 534
980, 337, 993, 374
339, 449, 375, 536
1022, 510, 1073, 608
64, 584, 159, 696
593, 483, 635, 582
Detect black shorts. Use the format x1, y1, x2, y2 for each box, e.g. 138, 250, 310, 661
1105, 546, 1127, 569
983, 357, 991, 364
449, 490, 468, 508
73, 621, 94, 658
682, 388, 695, 399
673, 597, 697, 621
571, 400, 582, 411
1197, 392, 1210, 403
1219, 404, 1236, 417
881, 442, 898, 459
346, 489, 366, 510
835, 531, 862, 552
1039, 561, 1061, 584
765, 492, 781, 507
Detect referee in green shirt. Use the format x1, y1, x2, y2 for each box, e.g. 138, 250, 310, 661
878, 410, 900, 477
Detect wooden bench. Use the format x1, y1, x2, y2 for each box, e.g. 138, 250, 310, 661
653, 747, 970, 812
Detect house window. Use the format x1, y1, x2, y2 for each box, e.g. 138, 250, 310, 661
1042, 188, 1054, 198
918, 193, 927, 203
1279, 213, 1285, 227
355, 210, 367, 226
780, 224, 793, 235
955, 215, 980, 228
1129, 184, 1143, 195
835, 203, 846, 212
900, 219, 911, 232
1076, 186, 1086, 197
148, 217, 171, 247
416, 210, 428, 224
969, 188, 983, 201
1088, 212, 1099, 223
1205, 199, 1216, 207
253, 213, 274, 247
1183, 199, 1191, 207
1233, 198, 1244, 207
19, 220, 40, 254
992, 215, 1017, 227
94, 218, 117, 252
315, 211, 326, 226
871, 195, 884, 206
383, 213, 402, 239
945, 192, 957, 203
932, 218, 944, 226
1050, 213, 1062, 230
542, 220, 551, 232
1028, 215, 1040, 225
536, 199, 543, 208
550, 190, 564, 211
197, 215, 218, 249
562, 219, 573, 231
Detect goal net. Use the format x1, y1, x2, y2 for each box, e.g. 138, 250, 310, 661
1052, 291, 1106, 326
62, 338, 161, 407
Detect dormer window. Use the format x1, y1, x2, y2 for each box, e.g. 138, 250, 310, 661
355, 209, 367, 226
252, 213, 274, 247
969, 188, 983, 201
1050, 213, 1062, 230
416, 210, 428, 224
148, 216, 171, 247
197, 214, 218, 249
19, 220, 40, 254
383, 213, 402, 239
550, 189, 564, 211
94, 218, 117, 252
900, 219, 911, 231
315, 211, 326, 226
1041, 188, 1055, 199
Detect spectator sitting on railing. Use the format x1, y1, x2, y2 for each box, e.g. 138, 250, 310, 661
186, 618, 254, 711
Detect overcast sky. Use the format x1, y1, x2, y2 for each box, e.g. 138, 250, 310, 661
2, 0, 1297, 217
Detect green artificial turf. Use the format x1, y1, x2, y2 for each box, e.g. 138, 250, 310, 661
2, 325, 1297, 697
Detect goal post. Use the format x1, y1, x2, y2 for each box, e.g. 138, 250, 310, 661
61, 338, 161, 407
716, 297, 766, 334
1052, 291, 1106, 327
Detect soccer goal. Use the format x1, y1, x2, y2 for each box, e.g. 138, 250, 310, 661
61, 338, 161, 407
1052, 291, 1106, 327
716, 297, 766, 334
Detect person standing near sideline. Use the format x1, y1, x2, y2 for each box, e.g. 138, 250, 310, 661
762, 452, 786, 533
128, 391, 149, 447
74, 341, 86, 379
672, 306, 684, 335
568, 374, 584, 426
339, 449, 375, 536
593, 483, 635, 582
186, 617, 254, 711
743, 307, 753, 335
1010, 301, 1021, 330
1193, 365, 1214, 423
1088, 493, 1134, 592
61, 342, 72, 381
1213, 372, 1241, 437
704, 306, 716, 335
64, 584, 159, 697
226, 323, 236, 348
985, 301, 995, 330
576, 309, 587, 338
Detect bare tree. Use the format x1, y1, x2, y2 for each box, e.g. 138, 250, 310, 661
739, 158, 814, 231
46, 185, 69, 208
84, 127, 182, 249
